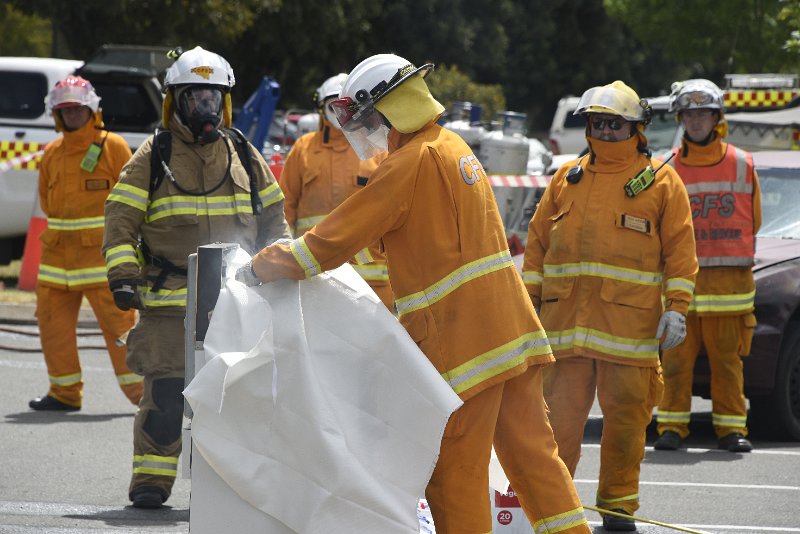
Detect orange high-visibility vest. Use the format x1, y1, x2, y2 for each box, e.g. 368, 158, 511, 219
671, 146, 755, 267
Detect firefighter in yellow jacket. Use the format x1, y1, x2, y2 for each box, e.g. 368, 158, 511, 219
654, 79, 761, 453
281, 73, 393, 310
238, 54, 589, 534
29, 76, 142, 412
523, 81, 698, 531
102, 47, 290, 508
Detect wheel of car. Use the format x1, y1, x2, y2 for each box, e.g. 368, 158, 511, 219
751, 323, 800, 441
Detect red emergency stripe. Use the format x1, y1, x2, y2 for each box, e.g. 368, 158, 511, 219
793, 129, 800, 151
488, 174, 552, 187
724, 89, 800, 109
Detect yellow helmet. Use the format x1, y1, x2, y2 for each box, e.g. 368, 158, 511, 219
574, 80, 652, 123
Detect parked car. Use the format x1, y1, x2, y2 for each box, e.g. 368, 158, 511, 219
0, 49, 165, 264
692, 150, 800, 440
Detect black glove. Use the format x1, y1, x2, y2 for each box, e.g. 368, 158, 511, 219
112, 284, 137, 311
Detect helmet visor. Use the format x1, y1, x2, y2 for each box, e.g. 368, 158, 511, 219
676, 91, 717, 109
329, 97, 388, 160
574, 86, 645, 121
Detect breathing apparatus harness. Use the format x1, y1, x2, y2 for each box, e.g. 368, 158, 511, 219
143, 126, 264, 291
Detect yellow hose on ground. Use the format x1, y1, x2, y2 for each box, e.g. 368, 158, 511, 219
584, 505, 711, 534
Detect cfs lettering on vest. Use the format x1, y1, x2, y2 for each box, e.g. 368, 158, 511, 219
671, 146, 756, 267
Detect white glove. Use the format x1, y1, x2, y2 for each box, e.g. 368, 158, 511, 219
656, 311, 686, 350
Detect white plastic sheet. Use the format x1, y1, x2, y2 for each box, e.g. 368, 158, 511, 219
184, 258, 462, 533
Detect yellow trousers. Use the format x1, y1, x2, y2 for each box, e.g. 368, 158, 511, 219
543, 357, 662, 515
35, 285, 140, 407
426, 365, 589, 534
657, 314, 750, 439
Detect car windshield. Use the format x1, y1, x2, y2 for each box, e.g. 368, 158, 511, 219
647, 110, 679, 154
757, 167, 800, 239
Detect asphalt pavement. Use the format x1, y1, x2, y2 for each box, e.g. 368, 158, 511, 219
1, 299, 798, 533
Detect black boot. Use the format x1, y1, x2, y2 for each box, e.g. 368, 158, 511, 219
131, 486, 167, 509
718, 432, 753, 452
653, 430, 682, 450
602, 508, 636, 531
29, 395, 80, 411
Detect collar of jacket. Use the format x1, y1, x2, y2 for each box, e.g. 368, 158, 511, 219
62, 118, 101, 149
387, 118, 439, 153
679, 135, 727, 166
318, 119, 350, 152
585, 134, 642, 173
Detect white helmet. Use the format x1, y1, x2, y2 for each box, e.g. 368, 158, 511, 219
339, 54, 432, 114
46, 75, 101, 112
315, 73, 348, 107
163, 46, 235, 90
329, 54, 433, 159
669, 79, 724, 112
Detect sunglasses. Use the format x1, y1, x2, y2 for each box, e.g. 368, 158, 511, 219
591, 117, 626, 131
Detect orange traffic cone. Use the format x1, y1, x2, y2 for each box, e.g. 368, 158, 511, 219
17, 194, 47, 291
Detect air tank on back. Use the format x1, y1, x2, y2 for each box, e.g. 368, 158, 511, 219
442, 101, 486, 150
478, 111, 530, 175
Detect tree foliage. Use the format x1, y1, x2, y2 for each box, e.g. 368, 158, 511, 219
3, 0, 799, 132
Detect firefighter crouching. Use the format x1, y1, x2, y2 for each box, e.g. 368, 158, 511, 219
102, 46, 290, 508
523, 81, 698, 531
654, 79, 761, 453
280, 73, 393, 310
239, 53, 589, 534
29, 75, 142, 412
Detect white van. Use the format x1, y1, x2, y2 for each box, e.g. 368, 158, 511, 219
0, 52, 165, 264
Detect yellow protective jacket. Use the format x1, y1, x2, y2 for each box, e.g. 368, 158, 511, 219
523, 135, 698, 366
673, 137, 761, 317
281, 119, 391, 289
103, 120, 291, 309
38, 120, 132, 289
253, 122, 554, 400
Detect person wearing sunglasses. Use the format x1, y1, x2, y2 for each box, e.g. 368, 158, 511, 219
654, 79, 761, 454
522, 80, 698, 531
240, 53, 590, 533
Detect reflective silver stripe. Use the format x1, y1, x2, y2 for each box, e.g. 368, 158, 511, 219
143, 288, 187, 307
656, 410, 691, 424
352, 263, 388, 280
132, 454, 178, 477
38, 265, 107, 286
296, 215, 327, 233
533, 507, 587, 534
108, 183, 148, 211
712, 413, 747, 428
522, 270, 543, 284
290, 236, 321, 277
105, 246, 139, 269
544, 262, 662, 285
699, 256, 754, 267
689, 290, 755, 313
49, 372, 81, 386
547, 327, 659, 360
665, 277, 695, 294
396, 251, 514, 316
259, 183, 284, 206
444, 332, 551, 395
354, 248, 373, 265
117, 373, 144, 386
47, 216, 105, 231
683, 181, 753, 194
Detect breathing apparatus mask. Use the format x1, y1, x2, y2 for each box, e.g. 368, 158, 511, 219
176, 85, 226, 144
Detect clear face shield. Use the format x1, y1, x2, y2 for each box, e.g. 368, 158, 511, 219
328, 97, 389, 160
